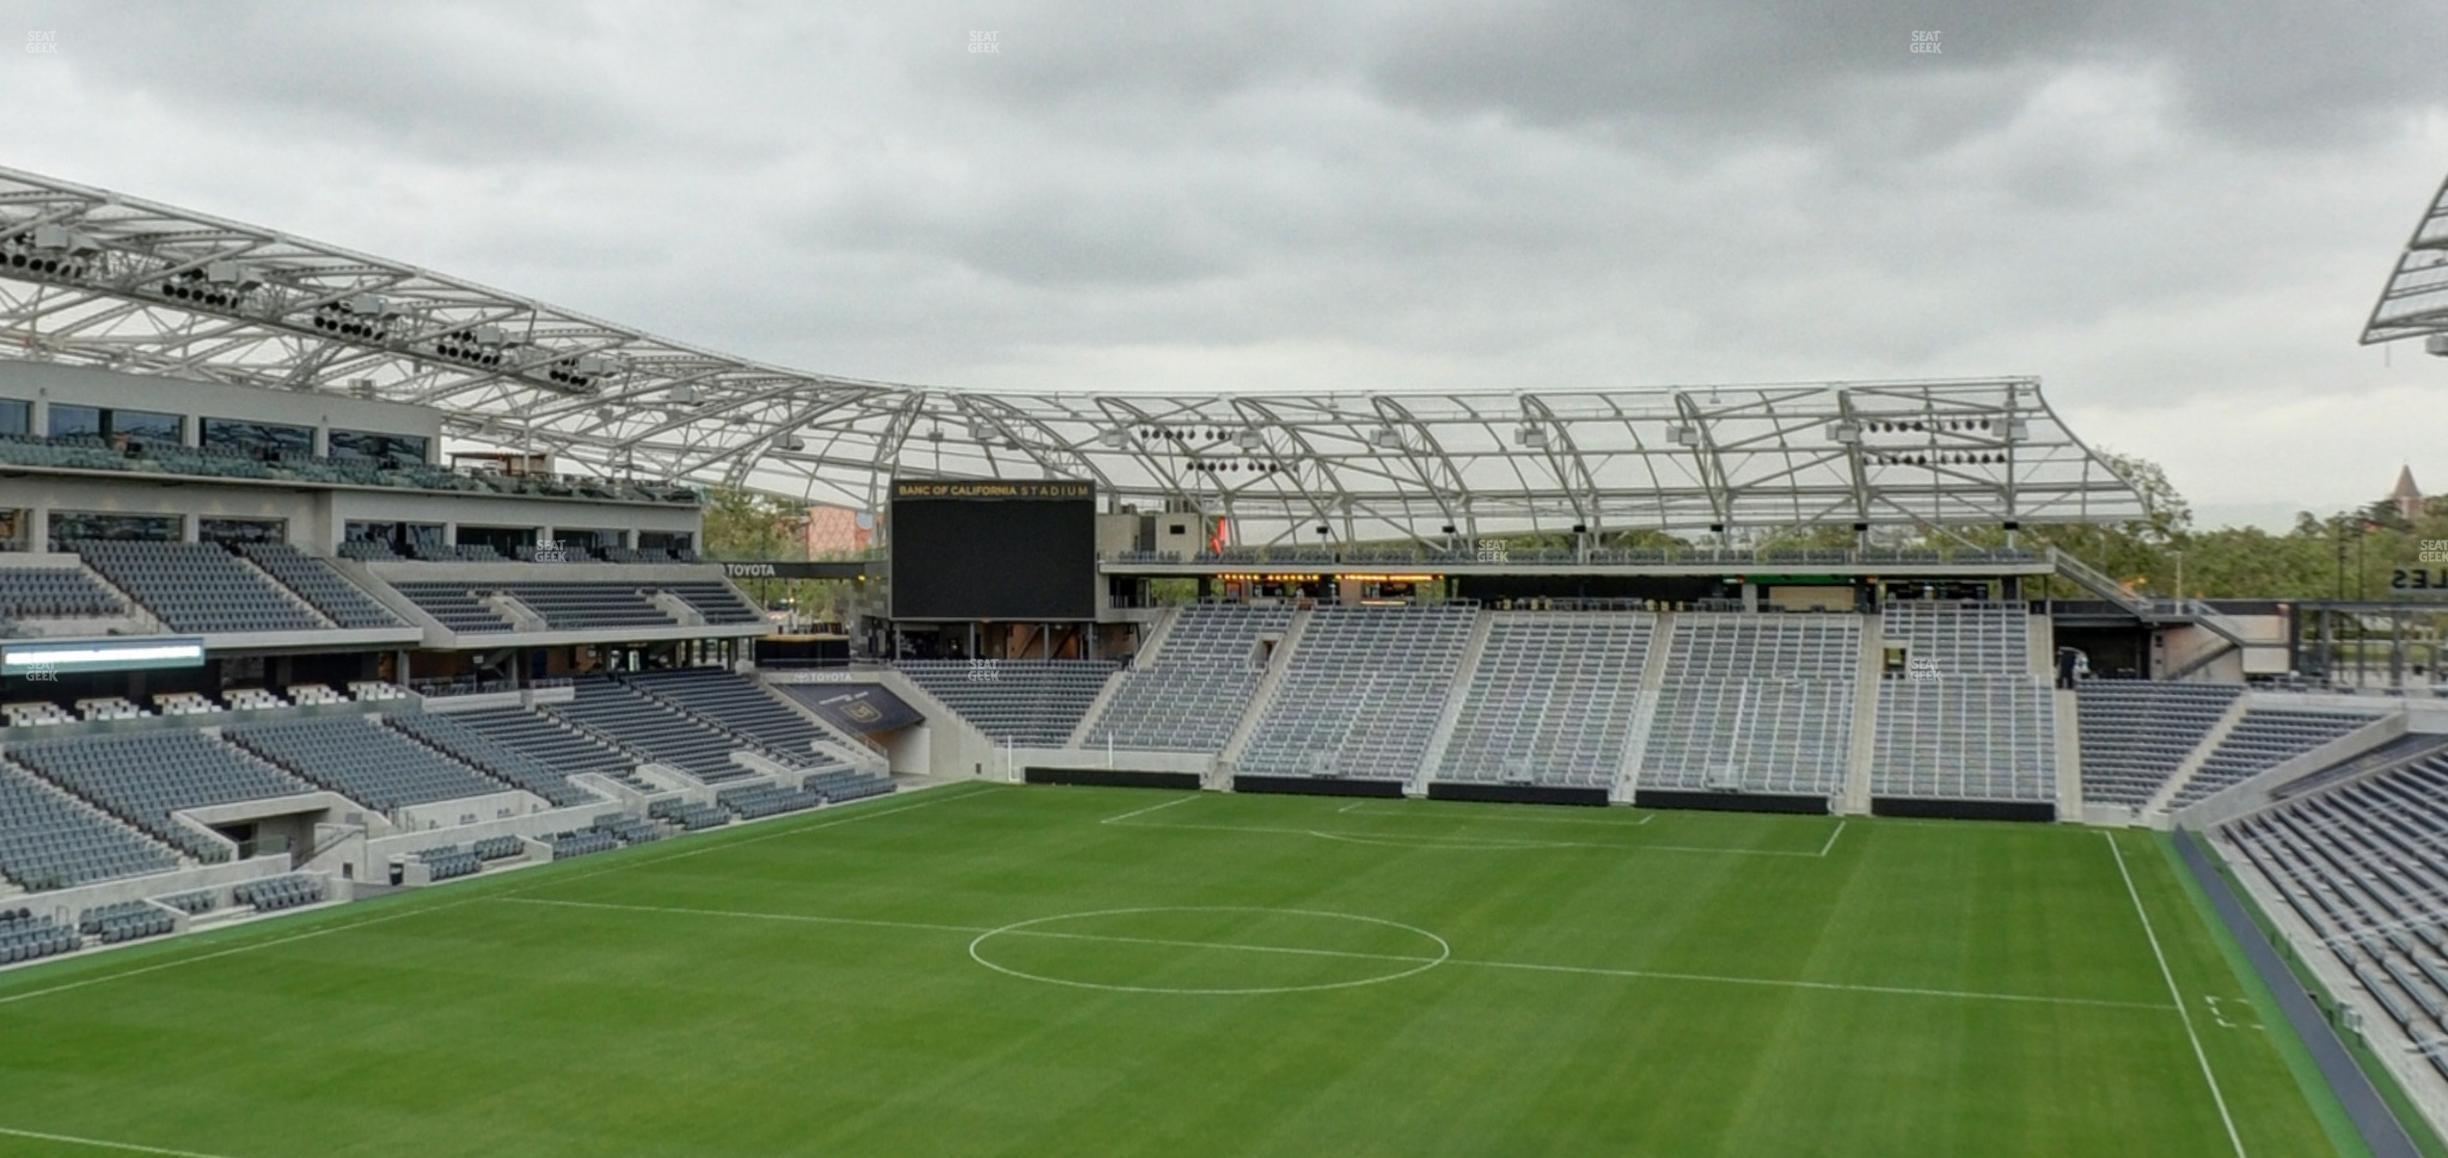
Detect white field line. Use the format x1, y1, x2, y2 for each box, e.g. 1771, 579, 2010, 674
0, 897, 481, 1010
1110, 818, 1645, 851
497, 895, 1417, 964
0, 785, 1001, 1012
1819, 821, 1848, 857
1100, 793, 1204, 824
493, 895, 987, 935
1332, 801, 1659, 828
0, 1126, 240, 1157
2103, 830, 2246, 1158
521, 781, 1001, 892
495, 895, 2176, 1012
1112, 817, 1830, 857
1449, 957, 2170, 1012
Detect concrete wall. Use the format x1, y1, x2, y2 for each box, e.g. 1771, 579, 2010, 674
3, 855, 301, 929
350, 800, 623, 883
392, 789, 549, 832
873, 668, 1013, 782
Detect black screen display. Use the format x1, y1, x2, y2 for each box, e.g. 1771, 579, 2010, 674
890, 480, 1096, 620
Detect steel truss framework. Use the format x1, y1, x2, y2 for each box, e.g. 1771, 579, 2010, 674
2363, 169, 2448, 345
0, 166, 2142, 543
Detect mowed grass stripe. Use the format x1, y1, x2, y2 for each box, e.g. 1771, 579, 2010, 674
491, 893, 2177, 1010
0, 785, 2361, 1156
0, 781, 1002, 1008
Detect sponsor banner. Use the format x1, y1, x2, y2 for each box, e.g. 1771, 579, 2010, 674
785, 683, 923, 735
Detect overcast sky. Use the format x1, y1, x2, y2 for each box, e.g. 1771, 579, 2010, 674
3, 1, 2443, 529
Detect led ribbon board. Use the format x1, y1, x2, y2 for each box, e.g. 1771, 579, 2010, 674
1, 636, 207, 676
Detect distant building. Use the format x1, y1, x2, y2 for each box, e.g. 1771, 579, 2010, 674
803, 504, 876, 556
2393, 465, 2425, 523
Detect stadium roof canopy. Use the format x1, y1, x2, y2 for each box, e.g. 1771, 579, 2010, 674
2363, 169, 2448, 345
0, 166, 2143, 543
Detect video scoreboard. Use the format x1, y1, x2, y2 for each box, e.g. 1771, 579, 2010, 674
889, 479, 1096, 620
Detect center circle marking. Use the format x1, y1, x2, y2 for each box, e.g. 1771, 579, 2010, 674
966, 905, 1451, 995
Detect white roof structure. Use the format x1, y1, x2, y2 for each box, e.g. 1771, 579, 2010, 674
0, 165, 2144, 543
2364, 170, 2448, 346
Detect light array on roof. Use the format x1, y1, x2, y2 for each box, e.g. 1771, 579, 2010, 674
0, 165, 2147, 542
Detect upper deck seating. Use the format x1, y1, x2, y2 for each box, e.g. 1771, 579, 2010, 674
68, 540, 328, 633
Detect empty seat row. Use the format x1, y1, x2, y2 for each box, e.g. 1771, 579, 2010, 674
2223, 753, 2448, 1080
647, 798, 730, 831
803, 768, 896, 804
546, 827, 622, 859
8, 730, 312, 861
230, 542, 404, 628
592, 815, 661, 846
718, 781, 827, 821
2172, 707, 2384, 808
618, 668, 852, 762
233, 874, 325, 912
1881, 600, 2034, 676
386, 711, 598, 807
1871, 677, 2057, 802
547, 679, 769, 783
412, 844, 481, 882
1081, 604, 1292, 753
899, 660, 1121, 747
155, 889, 217, 916
0, 908, 79, 964
66, 540, 328, 633
439, 706, 653, 792
0, 566, 124, 620
1238, 604, 1479, 782
2075, 681, 2241, 805
388, 579, 764, 634
225, 716, 506, 813
1438, 611, 1656, 788
0, 759, 180, 890
78, 900, 174, 944
1641, 612, 1862, 797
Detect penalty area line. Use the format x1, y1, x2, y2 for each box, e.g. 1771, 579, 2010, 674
1332, 800, 1660, 829
1100, 793, 1205, 825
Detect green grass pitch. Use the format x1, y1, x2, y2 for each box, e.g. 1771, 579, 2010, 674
0, 783, 2371, 1156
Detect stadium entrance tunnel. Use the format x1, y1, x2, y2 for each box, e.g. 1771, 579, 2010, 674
966, 906, 1450, 995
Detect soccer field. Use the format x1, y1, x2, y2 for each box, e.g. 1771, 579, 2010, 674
0, 783, 2365, 1157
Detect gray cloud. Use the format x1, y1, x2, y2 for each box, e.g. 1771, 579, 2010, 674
0, 0, 2441, 526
